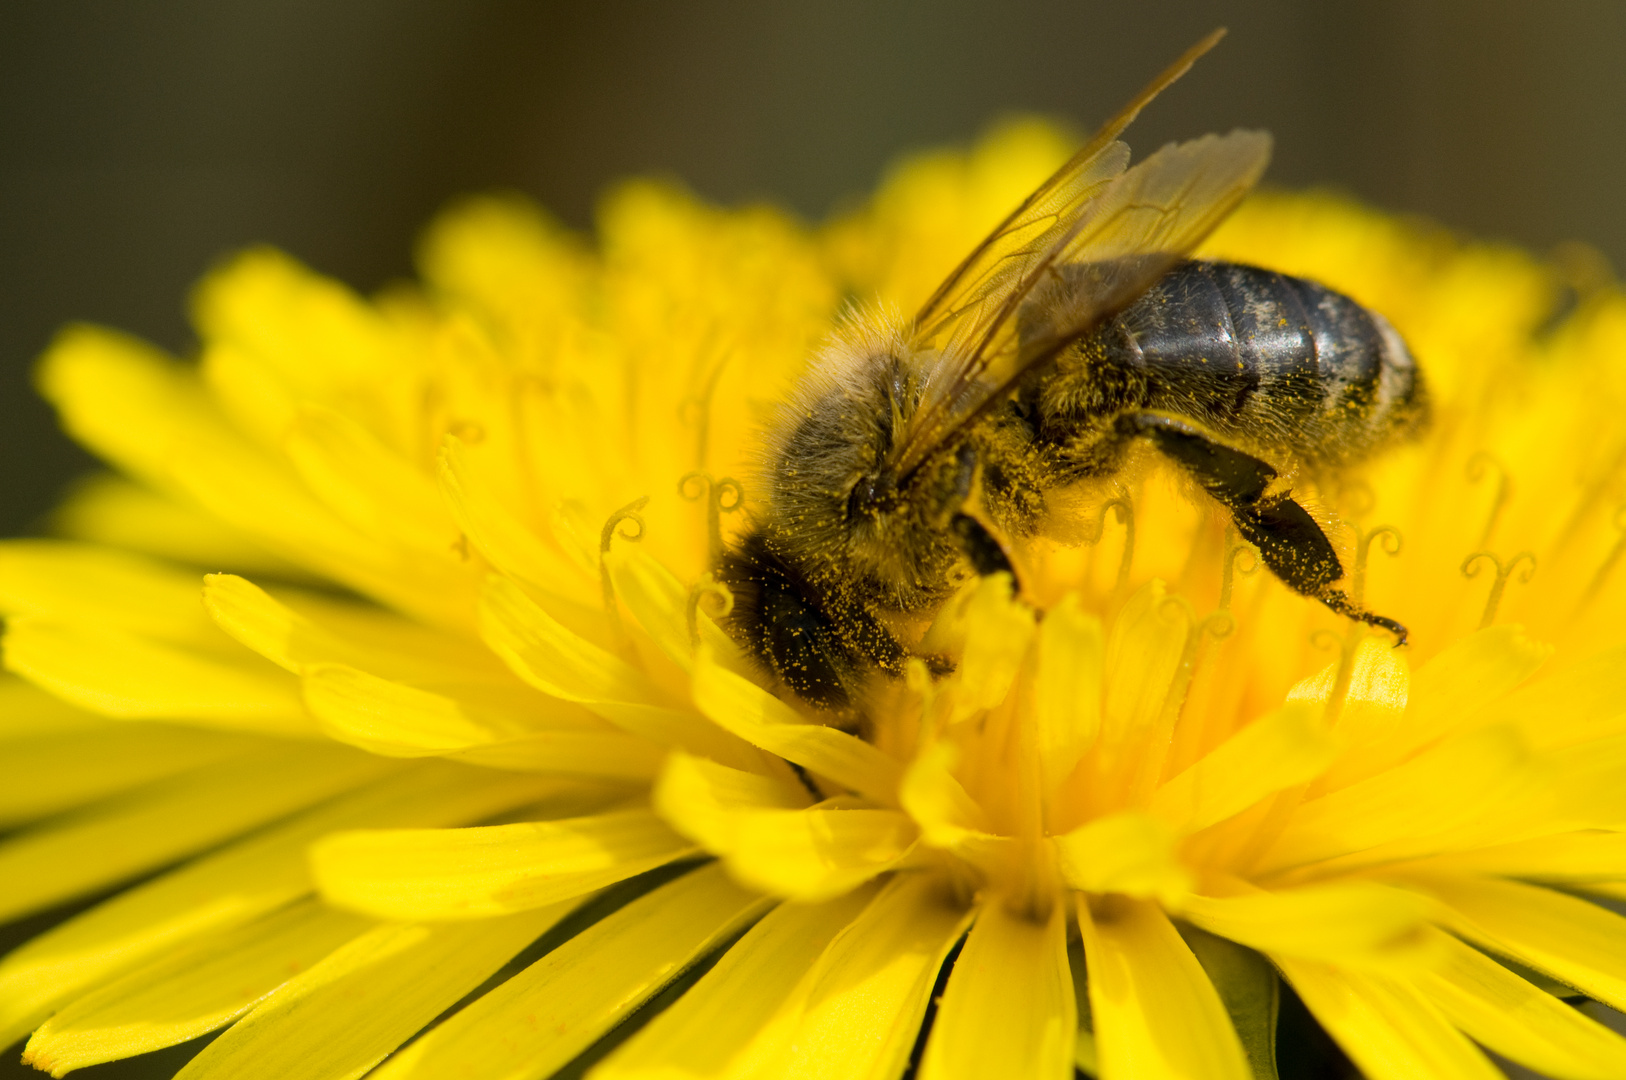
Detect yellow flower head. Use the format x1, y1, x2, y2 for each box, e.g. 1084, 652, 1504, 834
3, 114, 1626, 1080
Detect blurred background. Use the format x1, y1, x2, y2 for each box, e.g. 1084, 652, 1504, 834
3, 0, 1625, 540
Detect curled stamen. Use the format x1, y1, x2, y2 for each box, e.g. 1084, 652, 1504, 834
1582, 504, 1626, 608
1200, 608, 1236, 644
1466, 453, 1513, 549
1217, 525, 1260, 611
680, 472, 745, 561
686, 573, 734, 647
1461, 550, 1537, 629
678, 351, 729, 469
1310, 624, 1364, 727
1082, 492, 1135, 594
1350, 524, 1403, 608
600, 496, 651, 634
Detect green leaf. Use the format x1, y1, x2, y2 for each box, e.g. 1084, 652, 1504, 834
1179, 924, 1280, 1080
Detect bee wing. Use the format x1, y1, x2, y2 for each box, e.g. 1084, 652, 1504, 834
891, 37, 1272, 478
911, 29, 1229, 347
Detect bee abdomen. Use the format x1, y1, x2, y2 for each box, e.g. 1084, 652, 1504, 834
1097, 261, 1425, 461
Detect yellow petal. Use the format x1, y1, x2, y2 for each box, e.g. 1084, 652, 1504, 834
1078, 894, 1251, 1080
725, 807, 915, 901
919, 899, 1073, 1080
1151, 702, 1336, 832
1276, 957, 1503, 1080
0, 675, 108, 739
692, 649, 901, 800
1399, 830, 1626, 882
4, 617, 314, 736
1407, 625, 1552, 741
192, 247, 395, 403
0, 763, 567, 1046
35, 324, 216, 492
52, 473, 296, 576
1285, 635, 1408, 757
481, 574, 762, 769
1259, 726, 1532, 874
593, 884, 877, 1080
1475, 642, 1626, 750
1054, 812, 1189, 901
0, 744, 391, 922
1034, 594, 1103, 794
1320, 627, 1550, 790
23, 900, 373, 1075
658, 753, 913, 897
952, 576, 1037, 720
895, 739, 1015, 881
0, 724, 255, 828
171, 904, 572, 1080
303, 662, 663, 780
1422, 875, 1626, 1012
654, 750, 817, 848
283, 404, 459, 552
195, 339, 299, 452
439, 435, 598, 605
1098, 581, 1186, 754
310, 806, 694, 920
1178, 882, 1436, 969
758, 874, 969, 1080
0, 541, 223, 646
169, 432, 480, 630
370, 863, 773, 1080
36, 322, 474, 629
203, 572, 514, 685
607, 544, 697, 670
1412, 926, 1626, 1080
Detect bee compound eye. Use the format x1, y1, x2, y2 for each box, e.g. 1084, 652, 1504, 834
845, 477, 869, 522
845, 473, 891, 522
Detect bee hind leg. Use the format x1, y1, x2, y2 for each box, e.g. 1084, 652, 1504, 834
1118, 413, 1408, 645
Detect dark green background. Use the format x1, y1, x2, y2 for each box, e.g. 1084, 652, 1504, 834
3, 3, 1625, 1072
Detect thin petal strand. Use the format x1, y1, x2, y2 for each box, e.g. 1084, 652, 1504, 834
23, 901, 374, 1075
0, 745, 391, 922
310, 807, 695, 920
1278, 957, 1504, 1080
593, 884, 878, 1079
1079, 894, 1251, 1080
371, 864, 773, 1080
1413, 927, 1626, 1080
0, 764, 565, 1046
919, 900, 1074, 1080
170, 904, 573, 1080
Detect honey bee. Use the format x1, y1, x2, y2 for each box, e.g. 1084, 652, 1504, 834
718, 31, 1428, 711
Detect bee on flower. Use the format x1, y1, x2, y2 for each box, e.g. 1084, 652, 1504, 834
2, 34, 1626, 1080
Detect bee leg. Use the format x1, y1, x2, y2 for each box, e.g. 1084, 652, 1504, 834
1119, 413, 1408, 644
951, 512, 1017, 581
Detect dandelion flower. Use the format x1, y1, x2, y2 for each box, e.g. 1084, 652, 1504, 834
3, 118, 1626, 1080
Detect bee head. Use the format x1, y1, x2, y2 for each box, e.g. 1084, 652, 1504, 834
752, 318, 962, 608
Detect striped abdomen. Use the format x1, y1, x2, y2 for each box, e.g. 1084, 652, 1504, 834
1058, 260, 1427, 464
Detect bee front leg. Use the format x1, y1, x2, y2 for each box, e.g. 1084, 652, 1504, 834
951, 512, 1016, 579
1118, 413, 1408, 644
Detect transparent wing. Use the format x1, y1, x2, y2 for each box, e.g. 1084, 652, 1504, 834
890, 52, 1271, 477
913, 28, 1228, 347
